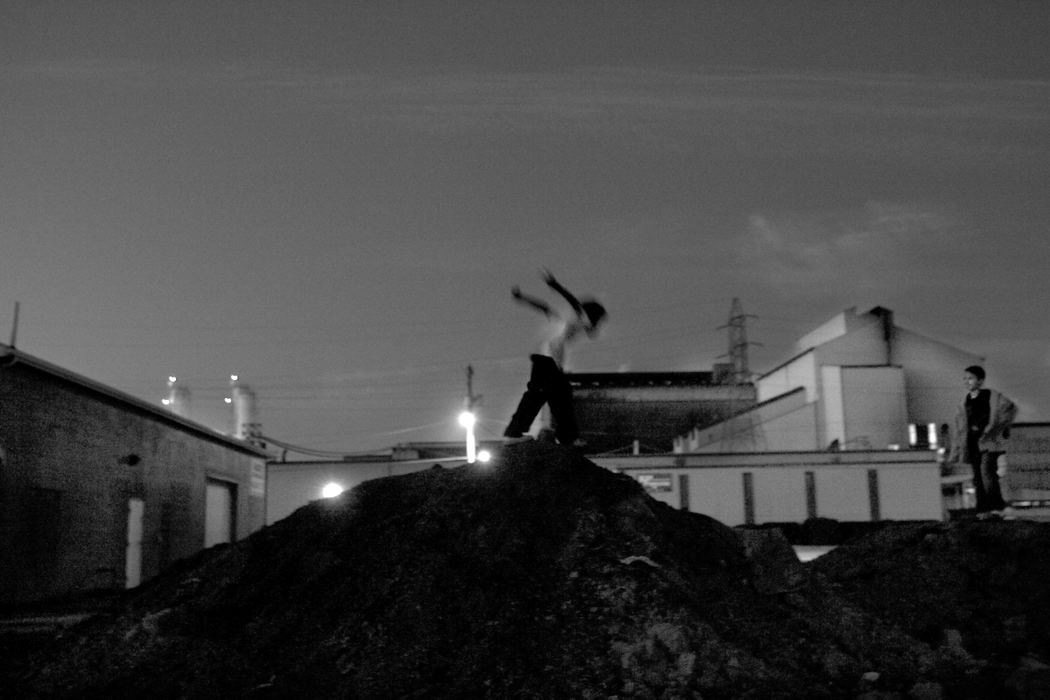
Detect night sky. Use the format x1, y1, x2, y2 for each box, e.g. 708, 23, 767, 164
3, 1, 1049, 453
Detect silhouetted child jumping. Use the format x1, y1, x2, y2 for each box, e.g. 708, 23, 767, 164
503, 270, 607, 447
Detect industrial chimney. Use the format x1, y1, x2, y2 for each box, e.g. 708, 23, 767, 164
164, 376, 191, 418
228, 374, 261, 441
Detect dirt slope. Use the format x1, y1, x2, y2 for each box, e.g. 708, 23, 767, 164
6, 442, 1050, 698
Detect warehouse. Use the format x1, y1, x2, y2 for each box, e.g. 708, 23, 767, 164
0, 343, 268, 604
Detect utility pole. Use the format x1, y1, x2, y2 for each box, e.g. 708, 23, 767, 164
717, 298, 760, 385
465, 365, 481, 412
9, 301, 20, 348
459, 365, 483, 463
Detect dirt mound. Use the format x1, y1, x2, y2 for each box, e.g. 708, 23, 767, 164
6, 442, 1050, 698
812, 520, 1050, 698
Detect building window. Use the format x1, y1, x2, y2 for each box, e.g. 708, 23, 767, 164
908, 422, 940, 449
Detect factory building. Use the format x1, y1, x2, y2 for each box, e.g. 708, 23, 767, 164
0, 344, 268, 604
569, 370, 756, 454
675, 306, 983, 453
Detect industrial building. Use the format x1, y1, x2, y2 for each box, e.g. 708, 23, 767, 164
266, 445, 945, 527
569, 370, 755, 454
0, 344, 268, 604
264, 305, 1011, 528
675, 306, 983, 453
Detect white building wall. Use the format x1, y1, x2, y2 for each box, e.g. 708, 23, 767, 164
684, 470, 745, 524
814, 468, 871, 521
757, 351, 818, 403
753, 469, 809, 522
759, 402, 820, 451
794, 309, 854, 354
841, 366, 909, 450
893, 327, 983, 428
878, 465, 943, 520
813, 319, 887, 367
822, 366, 846, 448
602, 452, 942, 526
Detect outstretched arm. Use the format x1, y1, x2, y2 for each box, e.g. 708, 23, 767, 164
511, 286, 554, 317
542, 269, 583, 315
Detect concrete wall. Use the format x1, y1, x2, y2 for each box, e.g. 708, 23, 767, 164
814, 318, 887, 367
0, 359, 265, 604
263, 445, 942, 533
839, 366, 909, 450
757, 351, 818, 403
602, 451, 943, 526
678, 389, 818, 453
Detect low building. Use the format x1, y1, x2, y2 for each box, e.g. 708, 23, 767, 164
0, 344, 268, 604
601, 450, 943, 525
266, 443, 942, 527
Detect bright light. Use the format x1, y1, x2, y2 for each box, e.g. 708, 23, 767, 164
161, 398, 171, 406
459, 410, 477, 463
321, 482, 344, 499
168, 375, 177, 384
224, 397, 232, 404
477, 449, 492, 463
230, 374, 239, 382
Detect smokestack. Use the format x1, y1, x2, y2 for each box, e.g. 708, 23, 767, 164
164, 376, 191, 418
229, 374, 260, 441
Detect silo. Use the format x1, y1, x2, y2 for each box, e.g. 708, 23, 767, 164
166, 376, 191, 418
229, 375, 260, 440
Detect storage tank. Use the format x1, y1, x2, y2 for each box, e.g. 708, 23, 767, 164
165, 376, 191, 418
229, 374, 260, 440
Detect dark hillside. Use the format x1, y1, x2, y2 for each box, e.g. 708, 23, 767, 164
6, 442, 1050, 698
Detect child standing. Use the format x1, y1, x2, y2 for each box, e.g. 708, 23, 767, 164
503, 270, 607, 446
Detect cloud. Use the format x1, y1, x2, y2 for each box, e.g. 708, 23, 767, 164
740, 201, 959, 289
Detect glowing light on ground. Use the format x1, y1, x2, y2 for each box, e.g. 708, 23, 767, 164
321, 482, 344, 498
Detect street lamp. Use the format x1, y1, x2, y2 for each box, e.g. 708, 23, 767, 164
458, 409, 477, 463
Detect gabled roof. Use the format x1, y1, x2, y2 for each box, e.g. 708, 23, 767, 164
0, 343, 268, 457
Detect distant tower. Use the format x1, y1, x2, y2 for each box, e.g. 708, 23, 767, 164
164, 376, 191, 418
718, 298, 759, 385
229, 375, 262, 443
716, 299, 765, 451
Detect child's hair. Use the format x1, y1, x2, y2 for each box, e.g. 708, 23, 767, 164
964, 365, 985, 381
581, 299, 607, 327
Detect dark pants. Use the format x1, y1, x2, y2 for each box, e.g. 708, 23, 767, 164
969, 442, 1006, 512
504, 355, 578, 444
